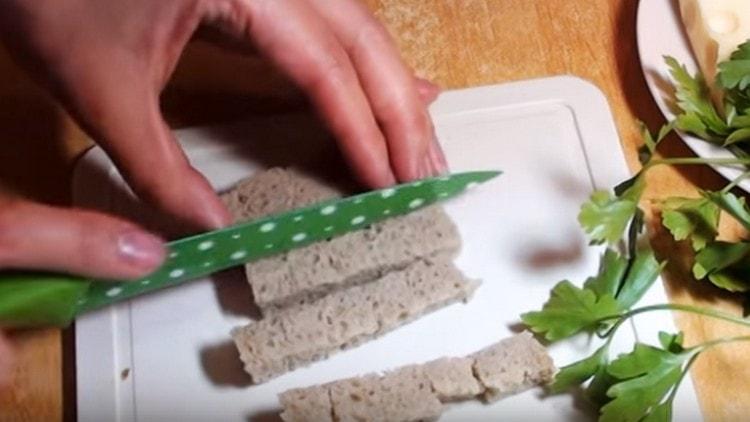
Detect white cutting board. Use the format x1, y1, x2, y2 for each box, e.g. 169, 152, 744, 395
72, 76, 702, 421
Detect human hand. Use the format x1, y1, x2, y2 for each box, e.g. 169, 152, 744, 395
0, 0, 446, 232
0, 197, 167, 387
0, 0, 444, 385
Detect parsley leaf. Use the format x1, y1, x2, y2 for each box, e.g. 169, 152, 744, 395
638, 121, 674, 164
725, 127, 750, 146
616, 248, 664, 310
601, 343, 695, 422
703, 191, 750, 232
658, 332, 685, 354
550, 343, 609, 394
521, 281, 620, 341
665, 56, 729, 138
580, 178, 645, 246
693, 242, 750, 292
583, 249, 628, 299
642, 402, 673, 422
579, 192, 638, 245
718, 41, 750, 93
660, 197, 720, 251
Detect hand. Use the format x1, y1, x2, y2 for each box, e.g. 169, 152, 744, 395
0, 196, 167, 387
0, 0, 444, 386
0, 0, 446, 232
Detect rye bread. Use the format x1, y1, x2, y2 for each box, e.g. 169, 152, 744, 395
278, 332, 556, 422
329, 370, 443, 422
422, 357, 483, 401
471, 331, 556, 402
231, 258, 478, 384
278, 386, 334, 422
221, 167, 461, 312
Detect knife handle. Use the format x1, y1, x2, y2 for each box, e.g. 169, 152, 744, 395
0, 272, 90, 327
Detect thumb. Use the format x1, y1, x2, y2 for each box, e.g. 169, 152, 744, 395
0, 199, 165, 280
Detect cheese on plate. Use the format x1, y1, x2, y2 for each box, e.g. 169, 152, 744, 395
679, 0, 750, 99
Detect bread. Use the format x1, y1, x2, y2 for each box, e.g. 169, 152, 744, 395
222, 168, 461, 312
471, 330, 556, 402
329, 370, 443, 422
278, 386, 334, 422
222, 167, 344, 219
421, 357, 483, 401
231, 258, 477, 383
278, 332, 556, 422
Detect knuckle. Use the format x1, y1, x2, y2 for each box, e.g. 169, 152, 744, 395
380, 103, 429, 135
352, 22, 393, 51
302, 52, 352, 93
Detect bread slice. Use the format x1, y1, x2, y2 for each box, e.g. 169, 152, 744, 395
278, 332, 555, 422
222, 167, 344, 219
231, 258, 478, 384
278, 386, 334, 422
329, 370, 443, 422
222, 167, 461, 312
422, 357, 483, 401
471, 331, 556, 402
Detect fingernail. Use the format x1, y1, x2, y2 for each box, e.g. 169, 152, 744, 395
416, 78, 441, 105
416, 77, 441, 94
117, 231, 165, 270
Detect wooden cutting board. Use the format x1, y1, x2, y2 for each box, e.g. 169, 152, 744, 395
0, 0, 747, 420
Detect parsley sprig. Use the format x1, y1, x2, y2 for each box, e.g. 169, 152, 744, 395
522, 121, 750, 421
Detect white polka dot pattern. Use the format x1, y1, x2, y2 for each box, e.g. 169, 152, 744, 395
75, 171, 499, 316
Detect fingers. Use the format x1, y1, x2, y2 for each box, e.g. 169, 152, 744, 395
0, 199, 165, 280
304, 0, 447, 179
416, 77, 441, 105
0, 332, 13, 389
57, 58, 232, 232
223, 0, 395, 188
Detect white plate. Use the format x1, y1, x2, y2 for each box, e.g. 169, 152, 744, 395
637, 0, 749, 190
73, 76, 701, 421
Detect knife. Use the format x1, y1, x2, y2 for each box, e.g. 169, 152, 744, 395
0, 171, 500, 327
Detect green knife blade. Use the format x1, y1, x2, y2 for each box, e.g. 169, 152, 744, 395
0, 170, 500, 327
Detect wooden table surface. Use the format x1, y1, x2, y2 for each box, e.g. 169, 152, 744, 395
1, 0, 748, 420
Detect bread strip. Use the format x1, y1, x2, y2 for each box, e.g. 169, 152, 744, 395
232, 258, 477, 384
471, 331, 556, 402
278, 332, 555, 422
278, 387, 334, 422
422, 357, 483, 401
222, 168, 461, 312
329, 369, 443, 422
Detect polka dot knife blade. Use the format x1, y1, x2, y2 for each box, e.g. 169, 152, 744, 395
0, 171, 500, 327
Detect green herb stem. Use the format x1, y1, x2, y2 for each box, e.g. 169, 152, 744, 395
693, 334, 750, 352
603, 303, 750, 330
647, 157, 750, 169
666, 336, 750, 405
665, 352, 700, 406
721, 170, 750, 193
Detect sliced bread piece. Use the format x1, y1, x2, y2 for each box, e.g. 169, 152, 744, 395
422, 357, 483, 401
471, 331, 556, 402
232, 257, 477, 384
222, 167, 344, 219
278, 386, 334, 422
329, 369, 443, 422
278, 332, 555, 422
221, 167, 461, 312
